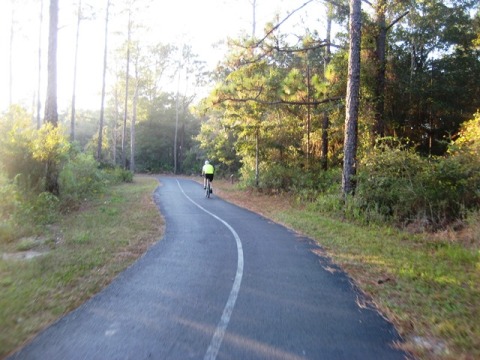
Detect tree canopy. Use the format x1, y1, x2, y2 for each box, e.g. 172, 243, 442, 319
2, 0, 479, 222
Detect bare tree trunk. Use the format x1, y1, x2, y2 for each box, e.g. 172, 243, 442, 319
321, 112, 329, 170
97, 0, 110, 161
70, 0, 82, 141
179, 123, 185, 172
44, 0, 58, 126
250, 0, 257, 38
9, 3, 15, 109
255, 125, 259, 187
342, 0, 362, 197
113, 85, 119, 164
174, 67, 182, 174
373, 0, 387, 141
321, 4, 333, 171
306, 56, 311, 167
373, 5, 409, 142
122, 11, 132, 169
44, 0, 59, 195
130, 45, 139, 173
36, 0, 44, 129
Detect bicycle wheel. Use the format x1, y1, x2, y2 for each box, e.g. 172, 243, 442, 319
206, 181, 210, 198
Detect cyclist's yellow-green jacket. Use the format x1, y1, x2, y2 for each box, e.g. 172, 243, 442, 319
202, 163, 214, 174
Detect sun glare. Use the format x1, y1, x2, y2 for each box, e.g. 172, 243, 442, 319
1, 0, 324, 114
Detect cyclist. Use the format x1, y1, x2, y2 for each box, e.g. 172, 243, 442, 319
202, 160, 215, 190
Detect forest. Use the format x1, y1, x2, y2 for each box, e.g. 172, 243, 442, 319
1, 0, 479, 234
0, 1, 479, 358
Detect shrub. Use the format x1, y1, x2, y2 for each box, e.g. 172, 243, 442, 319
356, 136, 480, 228
31, 192, 60, 224
357, 143, 426, 222
106, 167, 134, 183
0, 222, 16, 243
0, 114, 44, 192
0, 170, 20, 243
292, 167, 342, 202
0, 113, 70, 194
0, 170, 19, 222
118, 168, 134, 183
59, 153, 106, 208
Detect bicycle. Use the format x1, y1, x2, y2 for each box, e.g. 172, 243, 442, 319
205, 177, 212, 198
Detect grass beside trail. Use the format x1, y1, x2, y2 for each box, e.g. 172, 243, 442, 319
213, 179, 480, 360
0, 175, 163, 359
2, 176, 478, 359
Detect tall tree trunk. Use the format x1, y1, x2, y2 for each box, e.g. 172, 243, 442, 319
179, 123, 185, 172
113, 85, 119, 164
321, 4, 333, 171
373, 4, 409, 143
342, 0, 362, 197
373, 0, 387, 141
255, 125, 259, 187
36, 0, 44, 129
174, 70, 180, 174
122, 11, 132, 169
306, 56, 311, 167
130, 46, 139, 173
97, 0, 110, 161
250, 0, 257, 38
321, 112, 329, 170
44, 0, 58, 126
71, 0, 82, 141
44, 0, 59, 195
9, 3, 15, 109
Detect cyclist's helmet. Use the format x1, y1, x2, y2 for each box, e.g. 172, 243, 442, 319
205, 160, 209, 165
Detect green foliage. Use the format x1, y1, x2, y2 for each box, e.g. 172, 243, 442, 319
449, 111, 480, 157
0, 170, 20, 243
0, 171, 19, 222
195, 111, 241, 176
0, 112, 70, 193
59, 153, 106, 207
31, 123, 70, 164
355, 136, 480, 228
388, 1, 479, 155
110, 168, 134, 183
239, 158, 342, 203
133, 93, 200, 174
0, 112, 44, 192
59, 151, 135, 208
0, 107, 137, 242
29, 192, 60, 225
7, 191, 60, 230
199, 24, 346, 188
0, 222, 17, 244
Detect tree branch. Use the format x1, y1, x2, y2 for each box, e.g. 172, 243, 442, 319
215, 96, 343, 107
386, 11, 410, 32
231, 39, 343, 67
323, 0, 349, 12
270, 41, 344, 53
254, 0, 315, 48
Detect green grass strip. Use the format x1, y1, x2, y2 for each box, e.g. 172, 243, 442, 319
0, 176, 163, 358
275, 209, 480, 359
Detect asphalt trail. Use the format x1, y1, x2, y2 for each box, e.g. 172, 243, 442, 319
8, 177, 408, 360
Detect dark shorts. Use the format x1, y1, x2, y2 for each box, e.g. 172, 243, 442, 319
205, 174, 214, 182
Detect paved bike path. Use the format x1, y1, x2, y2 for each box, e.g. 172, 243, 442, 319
9, 177, 407, 359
